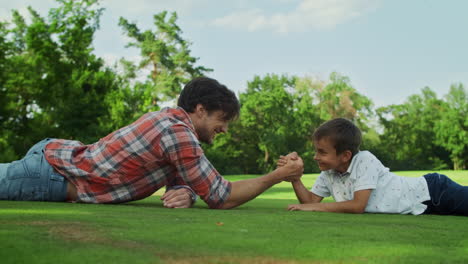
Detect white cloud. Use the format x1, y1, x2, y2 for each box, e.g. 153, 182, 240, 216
212, 0, 381, 33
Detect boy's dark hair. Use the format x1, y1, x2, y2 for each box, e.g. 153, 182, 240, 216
313, 118, 362, 156
178, 77, 240, 121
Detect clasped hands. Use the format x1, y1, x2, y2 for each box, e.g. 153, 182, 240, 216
277, 151, 304, 182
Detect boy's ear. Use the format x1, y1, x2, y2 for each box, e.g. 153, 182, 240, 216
341, 150, 353, 163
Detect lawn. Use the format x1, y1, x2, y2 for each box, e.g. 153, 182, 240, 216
1, 170, 467, 264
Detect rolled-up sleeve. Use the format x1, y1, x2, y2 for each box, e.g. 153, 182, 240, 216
160, 124, 231, 208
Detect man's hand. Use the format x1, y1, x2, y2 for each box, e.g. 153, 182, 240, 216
277, 152, 303, 182
161, 188, 194, 208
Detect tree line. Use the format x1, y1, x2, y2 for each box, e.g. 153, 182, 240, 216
0, 0, 466, 173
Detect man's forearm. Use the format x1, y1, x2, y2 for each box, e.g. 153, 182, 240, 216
219, 168, 285, 209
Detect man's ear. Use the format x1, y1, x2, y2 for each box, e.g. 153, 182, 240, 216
194, 104, 206, 118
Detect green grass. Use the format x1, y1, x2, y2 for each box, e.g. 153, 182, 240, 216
1, 170, 468, 264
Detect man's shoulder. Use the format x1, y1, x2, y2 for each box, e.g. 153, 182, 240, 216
148, 107, 193, 127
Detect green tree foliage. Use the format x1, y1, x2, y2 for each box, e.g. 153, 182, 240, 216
434, 84, 468, 169
101, 11, 213, 131
377, 87, 452, 170
205, 74, 303, 174
0, 0, 121, 161
119, 11, 212, 98
205, 73, 374, 174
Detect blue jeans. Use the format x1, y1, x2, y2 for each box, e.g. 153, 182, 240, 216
0, 138, 68, 201
423, 173, 468, 216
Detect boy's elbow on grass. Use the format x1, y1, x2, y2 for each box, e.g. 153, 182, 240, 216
352, 207, 366, 214
350, 203, 367, 214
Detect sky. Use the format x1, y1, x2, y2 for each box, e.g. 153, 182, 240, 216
0, 0, 467, 107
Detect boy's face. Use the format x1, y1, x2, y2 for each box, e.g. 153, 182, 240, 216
313, 138, 352, 173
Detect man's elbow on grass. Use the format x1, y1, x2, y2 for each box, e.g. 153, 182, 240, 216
217, 201, 236, 209
204, 199, 236, 209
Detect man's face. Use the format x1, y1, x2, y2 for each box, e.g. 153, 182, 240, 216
195, 110, 229, 144
313, 138, 350, 173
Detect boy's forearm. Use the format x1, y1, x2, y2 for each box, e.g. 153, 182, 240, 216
291, 189, 372, 213
291, 180, 324, 204
301, 200, 366, 214
291, 180, 316, 204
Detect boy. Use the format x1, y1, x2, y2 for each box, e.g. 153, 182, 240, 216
279, 118, 468, 215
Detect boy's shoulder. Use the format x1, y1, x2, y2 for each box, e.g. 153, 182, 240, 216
354, 150, 379, 161
349, 150, 384, 170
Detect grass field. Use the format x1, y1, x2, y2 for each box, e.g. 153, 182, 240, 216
1, 170, 468, 264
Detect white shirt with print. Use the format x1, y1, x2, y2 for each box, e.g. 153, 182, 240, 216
311, 151, 430, 215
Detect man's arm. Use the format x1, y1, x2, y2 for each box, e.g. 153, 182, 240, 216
219, 156, 304, 209
287, 189, 372, 214
161, 186, 196, 208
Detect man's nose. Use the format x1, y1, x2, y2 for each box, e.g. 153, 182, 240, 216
221, 124, 228, 133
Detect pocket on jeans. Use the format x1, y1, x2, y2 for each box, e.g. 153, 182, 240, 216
13, 186, 47, 201
7, 154, 42, 180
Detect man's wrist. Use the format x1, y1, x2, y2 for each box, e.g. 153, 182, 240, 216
167, 185, 197, 204
271, 167, 289, 184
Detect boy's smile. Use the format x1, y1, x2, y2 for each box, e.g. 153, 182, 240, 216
313, 138, 352, 173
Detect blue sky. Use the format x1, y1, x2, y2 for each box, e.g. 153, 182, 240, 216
1, 0, 467, 107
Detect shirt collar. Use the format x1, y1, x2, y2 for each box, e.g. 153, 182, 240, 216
346, 151, 362, 174
330, 151, 362, 177
161, 107, 199, 139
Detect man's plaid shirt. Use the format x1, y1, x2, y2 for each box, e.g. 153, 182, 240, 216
44, 107, 232, 208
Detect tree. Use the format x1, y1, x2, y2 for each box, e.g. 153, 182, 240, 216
434, 84, 468, 170
0, 0, 120, 161
204, 72, 375, 174
101, 11, 213, 130
376, 87, 451, 170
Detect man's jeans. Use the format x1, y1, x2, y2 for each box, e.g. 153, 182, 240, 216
423, 173, 468, 216
0, 138, 68, 201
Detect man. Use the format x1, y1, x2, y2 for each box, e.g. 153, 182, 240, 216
0, 77, 303, 209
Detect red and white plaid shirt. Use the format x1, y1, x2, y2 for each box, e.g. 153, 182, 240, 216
44, 107, 232, 208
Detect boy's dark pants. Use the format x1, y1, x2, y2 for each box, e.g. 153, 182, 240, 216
423, 173, 468, 216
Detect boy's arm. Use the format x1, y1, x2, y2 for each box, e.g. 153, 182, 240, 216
291, 179, 323, 204
277, 153, 323, 204
287, 189, 372, 214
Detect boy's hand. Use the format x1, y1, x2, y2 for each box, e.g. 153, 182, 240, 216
287, 203, 316, 211
276, 152, 299, 167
